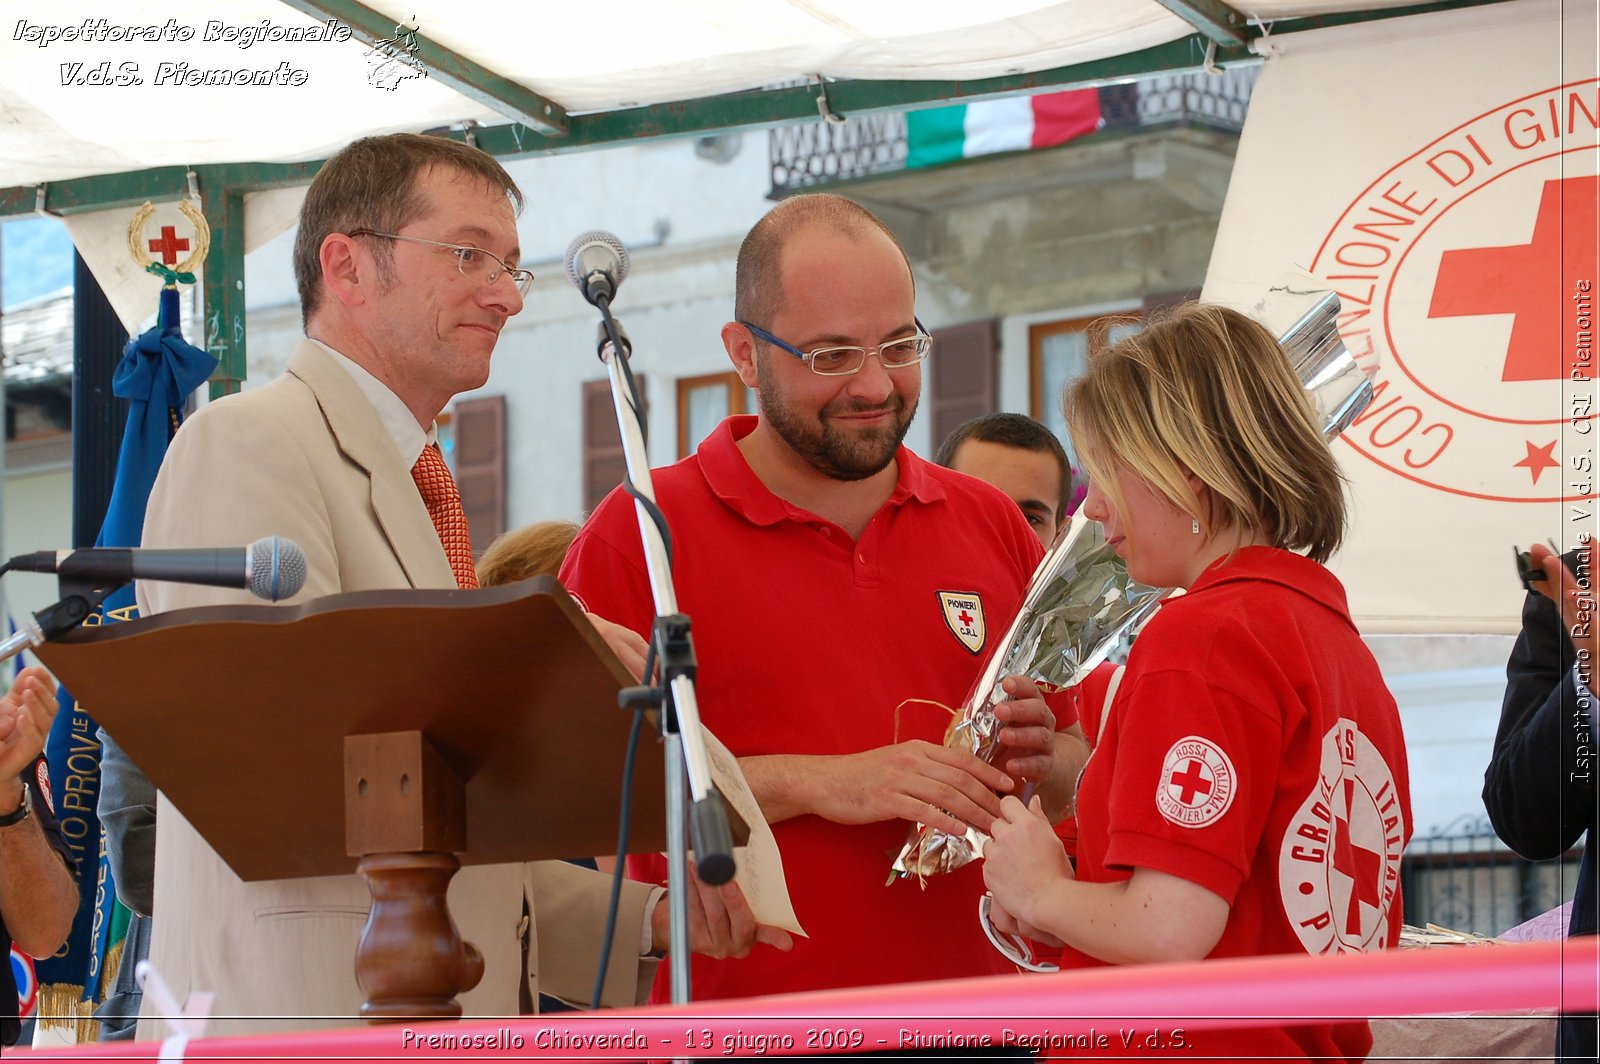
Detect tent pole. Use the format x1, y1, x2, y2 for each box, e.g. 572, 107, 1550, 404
200, 185, 247, 398
70, 252, 127, 549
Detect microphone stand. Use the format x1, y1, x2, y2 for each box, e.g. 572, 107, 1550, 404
0, 575, 117, 667
590, 293, 734, 1006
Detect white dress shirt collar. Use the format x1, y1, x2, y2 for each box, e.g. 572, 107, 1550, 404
308, 338, 437, 463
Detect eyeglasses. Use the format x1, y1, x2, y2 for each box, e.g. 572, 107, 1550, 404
739, 319, 932, 376
348, 229, 535, 295
977, 893, 1060, 974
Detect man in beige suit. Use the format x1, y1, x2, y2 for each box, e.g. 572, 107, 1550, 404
124, 134, 785, 1037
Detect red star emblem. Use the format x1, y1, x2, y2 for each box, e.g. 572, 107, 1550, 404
1513, 440, 1560, 484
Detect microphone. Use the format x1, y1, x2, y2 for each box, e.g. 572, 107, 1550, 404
3, 536, 308, 602
564, 230, 630, 306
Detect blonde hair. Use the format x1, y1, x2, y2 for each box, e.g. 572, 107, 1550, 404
476, 520, 581, 587
1064, 303, 1346, 563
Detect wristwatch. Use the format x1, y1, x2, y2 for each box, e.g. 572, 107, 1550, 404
0, 777, 32, 828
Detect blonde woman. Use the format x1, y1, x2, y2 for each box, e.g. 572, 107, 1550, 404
982, 303, 1412, 1061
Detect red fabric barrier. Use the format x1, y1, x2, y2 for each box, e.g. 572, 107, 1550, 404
14, 939, 1597, 1059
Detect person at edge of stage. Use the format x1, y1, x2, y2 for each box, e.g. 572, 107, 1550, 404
1485, 535, 1598, 1062
0, 668, 77, 1047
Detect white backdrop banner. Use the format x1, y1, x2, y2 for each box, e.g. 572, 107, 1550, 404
1204, 0, 1599, 634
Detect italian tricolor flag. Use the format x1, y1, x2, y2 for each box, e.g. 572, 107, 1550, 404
906, 89, 1103, 169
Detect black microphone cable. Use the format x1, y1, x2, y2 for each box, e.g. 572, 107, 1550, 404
590, 636, 654, 1010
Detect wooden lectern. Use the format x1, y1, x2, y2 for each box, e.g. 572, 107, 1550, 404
36, 577, 695, 1021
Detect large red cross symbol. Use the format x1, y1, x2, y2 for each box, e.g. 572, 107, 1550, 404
1169, 759, 1213, 804
1429, 175, 1598, 382
148, 225, 190, 265
958, 608, 973, 627
1331, 777, 1384, 937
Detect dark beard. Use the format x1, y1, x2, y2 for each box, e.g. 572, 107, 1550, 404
760, 387, 916, 482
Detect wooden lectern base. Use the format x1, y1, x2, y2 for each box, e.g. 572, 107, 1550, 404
346, 730, 480, 1021
355, 853, 484, 1021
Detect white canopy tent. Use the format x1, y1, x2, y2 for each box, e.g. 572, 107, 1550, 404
1, 0, 1439, 186
0, 1, 1497, 351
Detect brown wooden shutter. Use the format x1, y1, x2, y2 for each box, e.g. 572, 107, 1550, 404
583, 376, 646, 514
453, 394, 506, 557
929, 319, 999, 449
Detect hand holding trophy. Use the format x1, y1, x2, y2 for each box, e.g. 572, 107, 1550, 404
891, 278, 1374, 882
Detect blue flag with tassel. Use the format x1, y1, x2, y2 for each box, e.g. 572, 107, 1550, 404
34, 286, 216, 1044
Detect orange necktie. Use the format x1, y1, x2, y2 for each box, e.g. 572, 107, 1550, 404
411, 443, 479, 590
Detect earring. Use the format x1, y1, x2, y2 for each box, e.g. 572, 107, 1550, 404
1191, 517, 1201, 535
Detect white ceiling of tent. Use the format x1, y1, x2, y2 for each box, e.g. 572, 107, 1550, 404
0, 0, 1433, 188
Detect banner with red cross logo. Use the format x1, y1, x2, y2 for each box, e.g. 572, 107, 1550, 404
1204, 0, 1597, 633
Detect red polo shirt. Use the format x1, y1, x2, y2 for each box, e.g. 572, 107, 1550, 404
1063, 547, 1412, 1060
561, 415, 1041, 1001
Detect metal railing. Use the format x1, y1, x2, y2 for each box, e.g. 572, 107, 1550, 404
770, 67, 1259, 196
1106, 66, 1256, 129
1401, 815, 1582, 938
769, 112, 910, 194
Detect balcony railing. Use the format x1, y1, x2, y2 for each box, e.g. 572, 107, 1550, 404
769, 112, 911, 195
770, 66, 1259, 196
1401, 815, 1582, 939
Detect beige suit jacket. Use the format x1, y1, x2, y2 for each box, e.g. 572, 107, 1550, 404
132, 341, 657, 1037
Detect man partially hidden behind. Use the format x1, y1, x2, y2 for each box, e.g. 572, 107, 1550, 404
936, 412, 1079, 548
562, 193, 1087, 1007
116, 133, 782, 1037
1485, 538, 1598, 1061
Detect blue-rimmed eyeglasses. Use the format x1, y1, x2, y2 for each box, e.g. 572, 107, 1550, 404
739, 319, 932, 376
348, 229, 535, 295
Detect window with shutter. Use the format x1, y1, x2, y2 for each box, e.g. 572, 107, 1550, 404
1029, 314, 1143, 471
928, 319, 998, 449
451, 395, 506, 557
676, 371, 751, 458
582, 376, 647, 514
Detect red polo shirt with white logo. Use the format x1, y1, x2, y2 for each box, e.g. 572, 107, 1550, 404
561, 415, 1041, 1000
1063, 547, 1412, 1060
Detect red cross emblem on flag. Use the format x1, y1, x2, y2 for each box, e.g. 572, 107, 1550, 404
127, 200, 210, 284
147, 225, 190, 265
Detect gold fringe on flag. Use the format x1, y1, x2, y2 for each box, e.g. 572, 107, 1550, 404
34, 983, 100, 1045
100, 935, 127, 996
